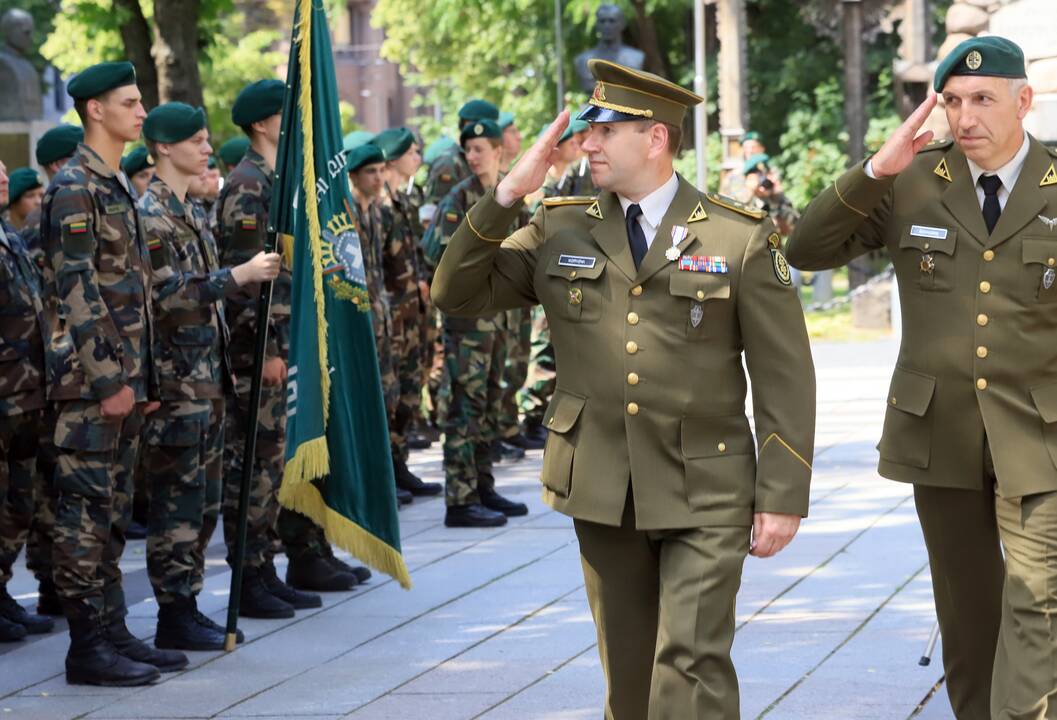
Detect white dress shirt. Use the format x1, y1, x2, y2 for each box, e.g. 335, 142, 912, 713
617, 171, 680, 249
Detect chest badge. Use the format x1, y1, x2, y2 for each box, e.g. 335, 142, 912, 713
666, 225, 688, 262
690, 303, 704, 328
1045, 268, 1056, 291
1038, 214, 1057, 231
920, 254, 935, 276
568, 287, 583, 305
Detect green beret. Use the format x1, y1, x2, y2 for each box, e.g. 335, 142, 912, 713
342, 130, 374, 152
497, 111, 516, 130
36, 124, 83, 166
743, 131, 760, 143
423, 136, 457, 166
232, 79, 285, 127
371, 127, 414, 160
218, 137, 250, 168
743, 153, 770, 175
460, 119, 502, 147
144, 102, 207, 144
347, 143, 385, 173
67, 61, 137, 101
934, 36, 1027, 92
207, 156, 217, 170
7, 168, 42, 204
121, 146, 153, 176
458, 99, 499, 122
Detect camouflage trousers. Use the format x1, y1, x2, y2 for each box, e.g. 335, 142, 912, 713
370, 289, 399, 420
0, 408, 43, 584
144, 398, 223, 605
520, 305, 556, 426
389, 293, 425, 461
442, 325, 504, 507
223, 374, 285, 570
52, 400, 145, 621
498, 308, 532, 440
277, 507, 328, 561
25, 405, 58, 585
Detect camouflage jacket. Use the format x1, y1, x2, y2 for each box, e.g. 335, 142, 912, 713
352, 196, 391, 331
379, 183, 424, 308
41, 143, 154, 402
0, 225, 48, 415
750, 191, 800, 236
216, 148, 291, 369
542, 159, 598, 200
425, 145, 470, 205
17, 208, 47, 273
139, 176, 237, 401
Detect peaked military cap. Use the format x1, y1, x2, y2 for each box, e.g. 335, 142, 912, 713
218, 137, 250, 168
36, 124, 83, 166
67, 61, 137, 101
934, 36, 1027, 92
121, 146, 153, 176
144, 102, 207, 144
7, 167, 42, 204
578, 59, 702, 125
232, 79, 285, 127
460, 118, 502, 147
458, 99, 499, 123
497, 111, 516, 130
346, 143, 385, 173
371, 127, 415, 160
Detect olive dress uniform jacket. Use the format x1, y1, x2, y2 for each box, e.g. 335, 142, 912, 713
787, 136, 1057, 498
432, 175, 816, 529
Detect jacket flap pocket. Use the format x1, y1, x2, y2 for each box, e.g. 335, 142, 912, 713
1022, 238, 1057, 266
542, 389, 586, 434
153, 415, 205, 447
1031, 382, 1057, 424
681, 414, 753, 459
55, 418, 119, 452
899, 225, 957, 255
172, 325, 217, 346
887, 366, 936, 417
545, 253, 606, 281
669, 271, 731, 301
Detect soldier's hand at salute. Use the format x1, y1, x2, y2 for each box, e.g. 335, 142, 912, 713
262, 356, 287, 386
749, 512, 801, 558
869, 93, 938, 178
100, 385, 135, 421
232, 251, 282, 286
495, 110, 570, 208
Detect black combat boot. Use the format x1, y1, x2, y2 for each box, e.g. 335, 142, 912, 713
523, 420, 548, 447
393, 457, 442, 496
0, 584, 54, 634
320, 544, 372, 584
237, 565, 295, 619
284, 554, 357, 593
444, 504, 508, 528
105, 617, 188, 672
505, 431, 546, 451
261, 560, 325, 606
65, 618, 160, 686
190, 600, 243, 645
395, 487, 413, 506
0, 613, 27, 642
36, 578, 63, 616
155, 597, 225, 651
478, 479, 529, 517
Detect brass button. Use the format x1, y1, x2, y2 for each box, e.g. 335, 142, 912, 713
983, 250, 995, 262
977, 346, 988, 359
631, 285, 643, 296
627, 372, 639, 386
977, 378, 988, 391
570, 270, 577, 278
627, 402, 639, 416
977, 313, 989, 327
718, 442, 727, 453
923, 242, 930, 250
626, 341, 638, 354
979, 281, 991, 293
890, 396, 897, 406
1049, 258, 1056, 267
696, 290, 705, 300
627, 312, 639, 325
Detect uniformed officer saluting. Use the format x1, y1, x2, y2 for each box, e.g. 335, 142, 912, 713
432, 59, 816, 719
787, 36, 1057, 720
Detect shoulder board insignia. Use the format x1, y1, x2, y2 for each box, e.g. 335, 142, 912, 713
705, 192, 766, 220
541, 196, 595, 207
767, 232, 781, 249
934, 157, 952, 183
687, 200, 709, 223
585, 199, 603, 219
1041, 163, 1057, 188
920, 138, 953, 152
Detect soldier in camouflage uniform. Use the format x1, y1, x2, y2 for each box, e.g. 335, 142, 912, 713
0, 213, 55, 642
139, 103, 282, 650
43, 61, 187, 686
435, 120, 530, 528
5, 168, 44, 233
121, 146, 154, 199
425, 99, 500, 205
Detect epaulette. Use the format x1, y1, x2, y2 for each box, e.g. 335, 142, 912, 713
918, 137, 953, 153
541, 196, 596, 207
704, 192, 766, 220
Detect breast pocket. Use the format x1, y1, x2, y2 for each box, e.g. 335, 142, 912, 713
899, 225, 957, 292
1021, 239, 1057, 303
97, 205, 133, 276
543, 255, 607, 323
669, 272, 730, 339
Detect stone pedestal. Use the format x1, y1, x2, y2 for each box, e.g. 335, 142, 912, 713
0, 120, 55, 171
852, 278, 892, 330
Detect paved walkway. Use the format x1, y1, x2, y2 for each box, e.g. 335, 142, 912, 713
1, 337, 959, 719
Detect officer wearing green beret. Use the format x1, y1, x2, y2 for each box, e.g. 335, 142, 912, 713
425, 99, 500, 205
37, 125, 83, 176
433, 59, 815, 717
121, 146, 154, 198
217, 137, 250, 174
4, 168, 43, 232
43, 59, 190, 686
787, 35, 1057, 719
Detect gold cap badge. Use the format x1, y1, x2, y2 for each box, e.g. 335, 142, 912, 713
966, 50, 983, 71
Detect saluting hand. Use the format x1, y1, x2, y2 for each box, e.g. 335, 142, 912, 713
869, 93, 938, 178
495, 110, 571, 208
750, 511, 801, 558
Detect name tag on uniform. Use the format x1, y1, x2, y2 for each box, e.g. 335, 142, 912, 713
558, 254, 597, 269
910, 225, 948, 240
104, 203, 129, 215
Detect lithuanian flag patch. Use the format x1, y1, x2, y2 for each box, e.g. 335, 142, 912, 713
147, 237, 163, 252
68, 220, 88, 235
240, 218, 258, 230
444, 212, 458, 224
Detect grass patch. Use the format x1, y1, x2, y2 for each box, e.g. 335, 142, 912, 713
804, 304, 892, 342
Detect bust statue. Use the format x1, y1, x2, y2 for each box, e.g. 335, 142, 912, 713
574, 4, 646, 93
0, 9, 43, 122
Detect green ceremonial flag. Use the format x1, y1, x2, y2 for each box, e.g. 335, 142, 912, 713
275, 0, 410, 588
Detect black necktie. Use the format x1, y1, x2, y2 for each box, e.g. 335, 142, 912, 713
626, 203, 647, 269
979, 174, 1003, 235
